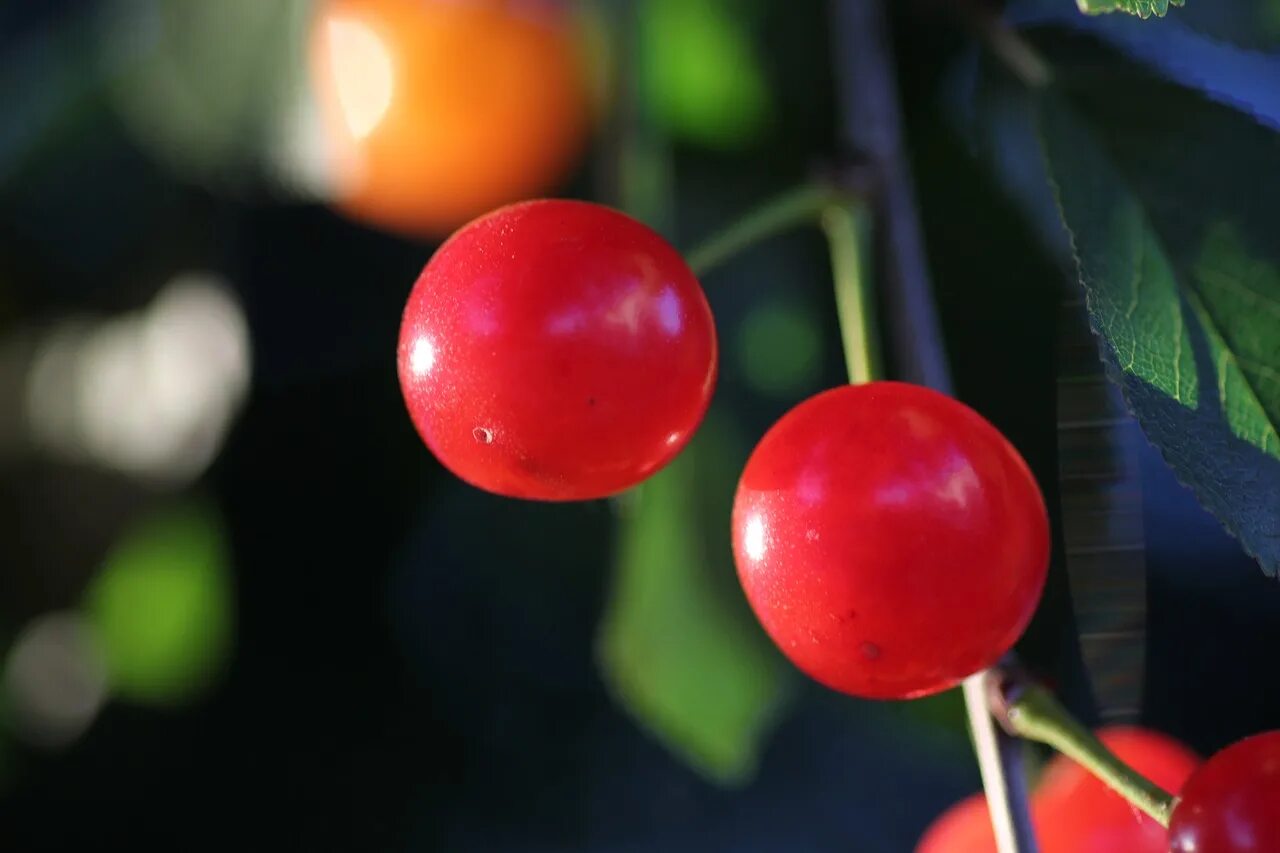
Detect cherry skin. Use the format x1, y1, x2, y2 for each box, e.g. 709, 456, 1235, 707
1169, 730, 1280, 852
310, 0, 591, 237
397, 199, 717, 501
732, 382, 1049, 699
916, 726, 1199, 853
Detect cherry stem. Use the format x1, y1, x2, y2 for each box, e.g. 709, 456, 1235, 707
822, 201, 881, 385
997, 680, 1178, 827
684, 182, 881, 384
684, 183, 853, 277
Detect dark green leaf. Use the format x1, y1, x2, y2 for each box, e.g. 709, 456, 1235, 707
598, 416, 792, 784
1037, 40, 1280, 574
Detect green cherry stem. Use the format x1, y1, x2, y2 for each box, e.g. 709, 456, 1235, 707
683, 183, 880, 384
822, 200, 880, 385
999, 680, 1178, 827
685, 183, 854, 278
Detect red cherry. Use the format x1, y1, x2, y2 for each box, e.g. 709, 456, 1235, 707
397, 199, 717, 500
1034, 726, 1200, 852
917, 793, 997, 853
1169, 730, 1280, 852
732, 382, 1049, 699
916, 726, 1199, 853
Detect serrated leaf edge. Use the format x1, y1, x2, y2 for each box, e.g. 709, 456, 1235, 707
1077, 0, 1184, 20
1036, 103, 1280, 577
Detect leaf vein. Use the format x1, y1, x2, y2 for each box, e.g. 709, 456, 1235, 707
1125, 228, 1144, 372
1172, 299, 1183, 403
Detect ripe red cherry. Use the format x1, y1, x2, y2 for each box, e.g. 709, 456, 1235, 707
1169, 730, 1280, 852
397, 199, 717, 500
916, 726, 1199, 853
731, 382, 1049, 699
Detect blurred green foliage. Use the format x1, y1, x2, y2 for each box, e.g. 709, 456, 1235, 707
599, 415, 792, 784
737, 298, 823, 397
639, 0, 771, 150
85, 503, 234, 705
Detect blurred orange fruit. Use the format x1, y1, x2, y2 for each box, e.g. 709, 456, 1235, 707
309, 0, 591, 237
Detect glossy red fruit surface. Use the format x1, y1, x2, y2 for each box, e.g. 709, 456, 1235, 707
1169, 730, 1280, 852
731, 382, 1049, 699
398, 199, 717, 500
1034, 726, 1200, 852
915, 726, 1199, 853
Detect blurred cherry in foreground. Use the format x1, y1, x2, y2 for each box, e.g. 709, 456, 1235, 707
310, 0, 592, 238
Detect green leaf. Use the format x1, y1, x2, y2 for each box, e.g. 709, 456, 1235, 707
85, 503, 234, 705
1037, 39, 1280, 574
1077, 0, 1185, 19
598, 416, 792, 784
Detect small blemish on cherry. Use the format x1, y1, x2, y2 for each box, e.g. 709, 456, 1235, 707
473, 427, 494, 444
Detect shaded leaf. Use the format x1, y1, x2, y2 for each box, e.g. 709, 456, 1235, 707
598, 416, 792, 784
1037, 39, 1280, 573
1010, 0, 1280, 128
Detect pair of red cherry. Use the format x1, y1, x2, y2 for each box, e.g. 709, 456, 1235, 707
398, 198, 1048, 700
396, 199, 1279, 851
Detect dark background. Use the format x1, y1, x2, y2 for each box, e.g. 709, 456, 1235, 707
0, 1, 1277, 850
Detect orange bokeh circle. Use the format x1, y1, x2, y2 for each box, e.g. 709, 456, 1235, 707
310, 0, 592, 237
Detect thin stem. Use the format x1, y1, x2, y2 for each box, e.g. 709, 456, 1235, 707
822, 201, 880, 385
966, 671, 1040, 853
685, 184, 850, 278
683, 184, 881, 384
1002, 682, 1177, 827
